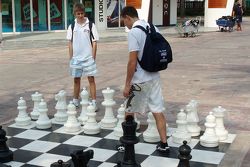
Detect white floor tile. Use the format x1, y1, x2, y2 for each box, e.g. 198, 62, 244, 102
63, 135, 102, 147
220, 133, 236, 143
98, 162, 117, 167
167, 136, 199, 148
86, 147, 117, 162
53, 126, 84, 135
191, 149, 225, 164
14, 129, 50, 140
20, 140, 60, 153
27, 153, 71, 167
4, 161, 24, 167
141, 156, 179, 167
135, 143, 156, 155
9, 121, 36, 129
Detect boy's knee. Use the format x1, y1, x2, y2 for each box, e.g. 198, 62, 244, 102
88, 76, 95, 83
74, 78, 81, 84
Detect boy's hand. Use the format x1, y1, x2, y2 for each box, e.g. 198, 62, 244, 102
123, 85, 131, 98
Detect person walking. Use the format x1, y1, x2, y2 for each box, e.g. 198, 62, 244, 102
120, 6, 169, 152
66, 3, 99, 110
233, 0, 243, 31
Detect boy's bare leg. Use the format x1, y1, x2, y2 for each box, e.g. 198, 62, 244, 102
88, 76, 96, 100
152, 112, 167, 143
74, 77, 81, 99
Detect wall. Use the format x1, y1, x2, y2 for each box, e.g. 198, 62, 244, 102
137, 0, 150, 21
204, 0, 235, 27
170, 0, 177, 25
95, 0, 107, 30
152, 0, 163, 25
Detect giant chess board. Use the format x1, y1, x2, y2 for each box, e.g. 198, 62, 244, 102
3, 121, 236, 167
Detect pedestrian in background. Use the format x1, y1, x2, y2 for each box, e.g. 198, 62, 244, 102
233, 0, 243, 31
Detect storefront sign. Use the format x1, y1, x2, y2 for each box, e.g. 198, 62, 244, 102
95, 0, 107, 30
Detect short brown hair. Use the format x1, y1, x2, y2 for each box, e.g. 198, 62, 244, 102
73, 3, 85, 14
121, 6, 138, 18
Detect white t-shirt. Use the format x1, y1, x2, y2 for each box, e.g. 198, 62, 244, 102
128, 20, 160, 84
66, 18, 99, 61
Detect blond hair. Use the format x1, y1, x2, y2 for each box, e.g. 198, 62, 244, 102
73, 3, 85, 14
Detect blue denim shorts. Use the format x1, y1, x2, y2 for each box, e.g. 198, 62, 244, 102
70, 57, 97, 77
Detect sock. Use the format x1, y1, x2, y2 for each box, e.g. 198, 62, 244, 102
92, 100, 96, 105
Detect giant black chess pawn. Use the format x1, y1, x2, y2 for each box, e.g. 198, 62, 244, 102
0, 126, 13, 163
116, 115, 141, 167
50, 160, 71, 167
70, 149, 94, 167
178, 140, 192, 167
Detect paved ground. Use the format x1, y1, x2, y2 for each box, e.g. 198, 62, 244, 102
0, 18, 250, 166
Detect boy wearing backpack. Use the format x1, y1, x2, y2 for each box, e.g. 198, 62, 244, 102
120, 6, 169, 152
66, 3, 99, 110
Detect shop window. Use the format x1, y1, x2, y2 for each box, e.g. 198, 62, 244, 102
2, 0, 13, 32
107, 0, 125, 28
50, 0, 65, 30
15, 0, 31, 32
33, 0, 48, 31
67, 0, 80, 28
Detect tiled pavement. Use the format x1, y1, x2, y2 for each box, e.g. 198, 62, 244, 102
0, 18, 250, 166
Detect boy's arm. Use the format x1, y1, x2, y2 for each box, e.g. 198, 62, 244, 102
123, 51, 138, 97
69, 41, 73, 59
92, 41, 97, 60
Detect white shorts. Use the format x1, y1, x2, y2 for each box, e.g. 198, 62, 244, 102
125, 79, 165, 114
70, 57, 97, 77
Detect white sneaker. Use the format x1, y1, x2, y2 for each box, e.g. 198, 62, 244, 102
93, 104, 98, 112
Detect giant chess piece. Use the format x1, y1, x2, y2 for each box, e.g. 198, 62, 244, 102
186, 100, 201, 136
134, 114, 140, 130
83, 103, 100, 135
78, 88, 89, 125
70, 149, 94, 167
64, 101, 81, 133
100, 87, 117, 129
200, 112, 219, 147
30, 92, 43, 120
114, 104, 126, 137
54, 90, 68, 123
116, 115, 141, 167
213, 106, 228, 141
36, 99, 52, 129
178, 141, 192, 167
50, 160, 71, 167
143, 112, 160, 143
0, 126, 13, 163
15, 97, 31, 126
172, 109, 191, 144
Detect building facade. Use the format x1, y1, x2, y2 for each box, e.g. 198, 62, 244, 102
0, 0, 177, 35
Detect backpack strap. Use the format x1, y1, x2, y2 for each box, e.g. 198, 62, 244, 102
134, 25, 149, 34
71, 21, 95, 46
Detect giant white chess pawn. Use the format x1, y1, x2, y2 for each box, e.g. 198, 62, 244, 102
100, 87, 117, 129
15, 97, 31, 126
83, 103, 100, 135
78, 88, 89, 125
213, 106, 228, 141
134, 114, 140, 130
114, 104, 125, 137
30, 92, 43, 120
200, 112, 219, 147
54, 90, 68, 123
64, 101, 81, 133
143, 112, 160, 143
172, 109, 191, 144
36, 99, 52, 129
186, 100, 201, 136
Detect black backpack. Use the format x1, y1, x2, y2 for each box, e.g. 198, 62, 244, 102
134, 23, 172, 72
71, 21, 94, 45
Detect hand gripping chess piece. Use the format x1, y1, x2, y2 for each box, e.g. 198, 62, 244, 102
178, 141, 192, 167
70, 149, 94, 167
143, 112, 160, 143
100, 87, 117, 129
115, 115, 141, 167
36, 99, 52, 129
172, 109, 191, 144
186, 100, 201, 136
15, 97, 31, 126
200, 112, 219, 147
54, 90, 68, 123
78, 88, 89, 125
30, 92, 43, 120
0, 126, 13, 163
213, 106, 228, 141
64, 101, 81, 133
